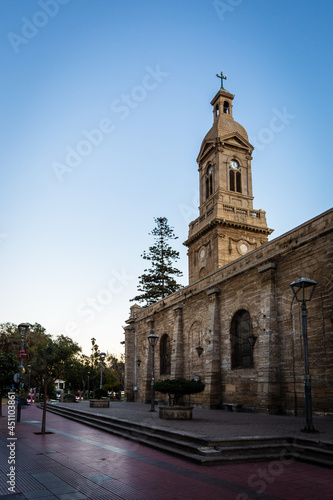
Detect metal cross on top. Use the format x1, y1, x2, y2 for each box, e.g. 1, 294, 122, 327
216, 71, 227, 89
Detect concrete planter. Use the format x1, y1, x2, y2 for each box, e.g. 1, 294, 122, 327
158, 406, 193, 420
89, 399, 110, 408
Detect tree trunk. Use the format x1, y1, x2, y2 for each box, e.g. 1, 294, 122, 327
41, 381, 48, 434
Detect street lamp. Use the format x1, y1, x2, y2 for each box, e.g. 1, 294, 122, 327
147, 334, 159, 412
17, 323, 31, 422
28, 365, 31, 391
87, 371, 90, 399
99, 353, 106, 390
290, 277, 317, 433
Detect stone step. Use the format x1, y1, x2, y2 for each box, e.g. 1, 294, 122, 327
42, 404, 333, 467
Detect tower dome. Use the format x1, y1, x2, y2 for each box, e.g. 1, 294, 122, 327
197, 87, 251, 163
202, 113, 249, 143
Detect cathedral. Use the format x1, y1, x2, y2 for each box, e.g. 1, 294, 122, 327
124, 79, 333, 415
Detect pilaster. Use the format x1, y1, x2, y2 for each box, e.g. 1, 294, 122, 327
257, 262, 281, 413
145, 317, 155, 403
204, 287, 222, 408
124, 321, 136, 402
171, 305, 184, 378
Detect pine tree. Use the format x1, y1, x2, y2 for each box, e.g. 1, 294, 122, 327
131, 217, 183, 305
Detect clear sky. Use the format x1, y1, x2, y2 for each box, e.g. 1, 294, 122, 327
1, 0, 332, 357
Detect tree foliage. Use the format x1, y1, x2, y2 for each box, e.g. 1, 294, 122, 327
0, 322, 48, 397
62, 354, 90, 394
154, 378, 205, 406
0, 353, 18, 416
131, 217, 183, 305
0, 322, 47, 358
104, 353, 124, 394
30, 335, 81, 433
0, 323, 124, 420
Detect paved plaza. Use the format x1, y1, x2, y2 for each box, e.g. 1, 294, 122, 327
0, 402, 333, 499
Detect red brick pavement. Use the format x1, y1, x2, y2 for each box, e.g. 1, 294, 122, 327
0, 403, 332, 500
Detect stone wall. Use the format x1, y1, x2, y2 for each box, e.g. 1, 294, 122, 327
124, 209, 333, 414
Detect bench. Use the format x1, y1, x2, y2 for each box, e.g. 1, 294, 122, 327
223, 403, 244, 412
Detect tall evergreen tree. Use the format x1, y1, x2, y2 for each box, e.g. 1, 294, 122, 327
131, 217, 183, 306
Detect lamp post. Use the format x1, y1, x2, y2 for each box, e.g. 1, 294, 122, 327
28, 364, 31, 392
87, 371, 90, 399
99, 353, 106, 390
17, 323, 31, 422
147, 334, 159, 412
290, 277, 317, 433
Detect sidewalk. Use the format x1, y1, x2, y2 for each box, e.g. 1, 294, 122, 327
57, 400, 333, 443
0, 402, 332, 499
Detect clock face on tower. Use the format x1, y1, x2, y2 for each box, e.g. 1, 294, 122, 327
230, 159, 240, 170
199, 247, 206, 261
237, 241, 249, 255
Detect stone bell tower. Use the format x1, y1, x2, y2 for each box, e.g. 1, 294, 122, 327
184, 73, 273, 284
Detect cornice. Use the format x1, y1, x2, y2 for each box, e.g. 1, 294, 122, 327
184, 217, 273, 247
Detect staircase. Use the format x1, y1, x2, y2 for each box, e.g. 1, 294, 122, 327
42, 403, 333, 467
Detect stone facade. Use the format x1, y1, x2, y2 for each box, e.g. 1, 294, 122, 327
124, 85, 333, 415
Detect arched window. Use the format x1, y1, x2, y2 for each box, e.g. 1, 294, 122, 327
231, 310, 254, 369
160, 334, 171, 375
205, 165, 213, 199
223, 101, 230, 114
230, 169, 235, 192
215, 104, 220, 117
199, 267, 206, 279
230, 170, 242, 193
236, 171, 241, 193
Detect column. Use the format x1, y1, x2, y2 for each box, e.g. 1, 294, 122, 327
171, 305, 184, 378
205, 287, 222, 408
145, 317, 155, 403
257, 262, 281, 413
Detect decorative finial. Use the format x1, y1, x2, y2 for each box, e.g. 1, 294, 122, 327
216, 71, 227, 89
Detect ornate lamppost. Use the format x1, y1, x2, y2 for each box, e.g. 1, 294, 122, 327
290, 277, 317, 432
99, 353, 106, 390
27, 364, 32, 402
17, 323, 31, 422
147, 334, 159, 412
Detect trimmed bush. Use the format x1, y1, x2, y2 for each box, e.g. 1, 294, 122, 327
94, 388, 108, 400
63, 393, 76, 403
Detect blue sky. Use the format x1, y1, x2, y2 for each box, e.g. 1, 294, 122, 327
1, 0, 332, 356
